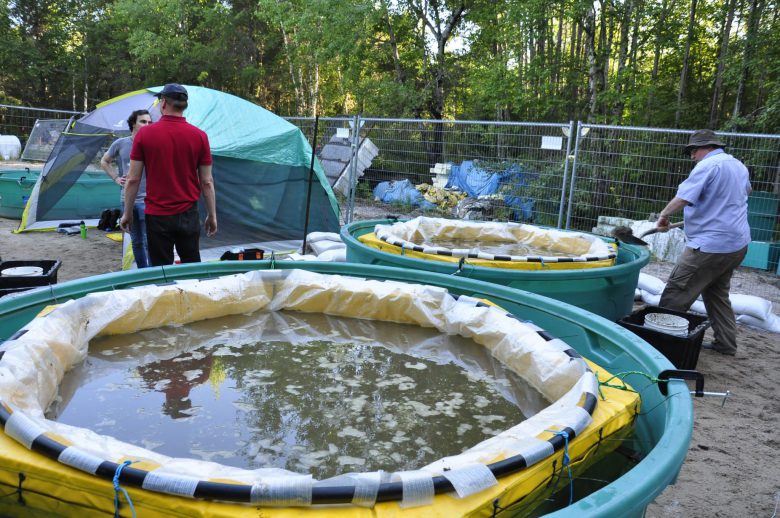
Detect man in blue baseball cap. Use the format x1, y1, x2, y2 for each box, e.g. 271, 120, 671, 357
120, 83, 218, 265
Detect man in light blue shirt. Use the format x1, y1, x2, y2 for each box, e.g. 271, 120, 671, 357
655, 129, 751, 356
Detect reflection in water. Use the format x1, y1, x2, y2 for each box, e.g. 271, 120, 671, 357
418, 237, 575, 257
49, 311, 550, 479
138, 355, 214, 419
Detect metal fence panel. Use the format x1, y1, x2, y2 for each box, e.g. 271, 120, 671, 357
288, 116, 574, 227
20, 118, 73, 162
286, 116, 356, 225
568, 123, 780, 301
0, 105, 83, 162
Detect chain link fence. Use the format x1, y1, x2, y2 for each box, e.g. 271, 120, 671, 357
0, 105, 82, 162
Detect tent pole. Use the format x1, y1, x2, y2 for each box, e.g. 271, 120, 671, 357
301, 115, 320, 254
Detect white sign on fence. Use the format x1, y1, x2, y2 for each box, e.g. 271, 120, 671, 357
541, 136, 563, 150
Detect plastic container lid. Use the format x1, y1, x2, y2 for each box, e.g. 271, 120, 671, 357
1, 266, 44, 277
644, 312, 689, 337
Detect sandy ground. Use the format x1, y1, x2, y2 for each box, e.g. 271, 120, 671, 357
0, 215, 778, 515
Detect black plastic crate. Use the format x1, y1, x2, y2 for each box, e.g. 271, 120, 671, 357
618, 306, 710, 370
219, 248, 264, 261
0, 260, 61, 290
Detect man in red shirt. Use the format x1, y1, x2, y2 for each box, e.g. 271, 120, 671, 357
120, 84, 217, 265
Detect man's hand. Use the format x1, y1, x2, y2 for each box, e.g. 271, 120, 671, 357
204, 214, 217, 237
656, 214, 671, 232
116, 176, 126, 187
119, 212, 133, 233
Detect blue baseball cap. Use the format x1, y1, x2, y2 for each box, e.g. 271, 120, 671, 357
156, 83, 188, 100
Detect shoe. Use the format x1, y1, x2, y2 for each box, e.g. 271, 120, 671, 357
702, 342, 736, 356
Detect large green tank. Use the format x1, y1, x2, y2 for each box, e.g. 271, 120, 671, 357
0, 261, 691, 517
0, 168, 119, 219
342, 219, 650, 321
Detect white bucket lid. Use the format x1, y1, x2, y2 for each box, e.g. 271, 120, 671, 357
644, 312, 689, 337
1, 266, 44, 276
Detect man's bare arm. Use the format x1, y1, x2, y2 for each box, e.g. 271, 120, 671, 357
198, 164, 217, 237
656, 197, 689, 231
100, 152, 124, 186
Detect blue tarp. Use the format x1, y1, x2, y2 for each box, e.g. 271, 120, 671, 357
504, 195, 535, 221
373, 161, 537, 221
445, 161, 537, 221
445, 160, 536, 197
373, 179, 436, 209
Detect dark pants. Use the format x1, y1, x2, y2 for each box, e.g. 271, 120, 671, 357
146, 205, 201, 266
659, 245, 748, 354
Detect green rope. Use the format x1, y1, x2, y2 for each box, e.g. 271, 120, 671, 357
596, 370, 664, 400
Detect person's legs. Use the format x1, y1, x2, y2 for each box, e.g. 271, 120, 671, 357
145, 213, 177, 266
173, 205, 201, 263
130, 203, 150, 268
700, 247, 748, 354
659, 247, 707, 311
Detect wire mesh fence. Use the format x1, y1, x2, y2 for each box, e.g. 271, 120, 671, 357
567, 124, 780, 233
569, 123, 780, 302
286, 116, 356, 225
288, 116, 574, 228
4, 105, 780, 299
0, 105, 82, 162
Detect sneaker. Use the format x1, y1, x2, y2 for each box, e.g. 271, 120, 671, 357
702, 342, 736, 356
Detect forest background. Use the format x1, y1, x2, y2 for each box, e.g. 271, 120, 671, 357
0, 0, 779, 133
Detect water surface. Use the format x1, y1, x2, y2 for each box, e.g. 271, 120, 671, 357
49, 311, 550, 479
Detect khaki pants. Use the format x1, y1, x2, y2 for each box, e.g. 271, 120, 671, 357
659, 246, 748, 354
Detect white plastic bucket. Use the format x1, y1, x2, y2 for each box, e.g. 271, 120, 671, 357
643, 312, 689, 337
1, 266, 44, 277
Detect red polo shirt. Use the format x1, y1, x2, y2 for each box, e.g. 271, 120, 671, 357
130, 115, 212, 216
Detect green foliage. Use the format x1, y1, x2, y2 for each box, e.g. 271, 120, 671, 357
0, 0, 777, 135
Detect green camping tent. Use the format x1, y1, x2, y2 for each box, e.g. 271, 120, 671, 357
17, 86, 340, 259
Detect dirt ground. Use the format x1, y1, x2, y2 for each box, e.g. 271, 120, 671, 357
0, 215, 778, 516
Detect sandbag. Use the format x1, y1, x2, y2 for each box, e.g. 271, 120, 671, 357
736, 313, 780, 333
306, 232, 342, 244
639, 274, 773, 321
310, 240, 345, 256
317, 248, 347, 262
728, 294, 773, 321
638, 273, 666, 296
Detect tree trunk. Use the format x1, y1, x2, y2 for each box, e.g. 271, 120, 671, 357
732, 0, 763, 122
553, 2, 564, 98
571, 18, 583, 119
278, 18, 303, 113
612, 0, 634, 121
583, 2, 602, 120
675, 0, 698, 127
407, 0, 468, 160
310, 62, 319, 117
381, 0, 404, 84
708, 0, 736, 128
647, 0, 668, 123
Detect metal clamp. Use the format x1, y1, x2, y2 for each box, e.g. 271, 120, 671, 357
658, 369, 731, 407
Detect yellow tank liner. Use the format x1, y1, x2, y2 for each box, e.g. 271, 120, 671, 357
0, 270, 639, 517
362, 216, 618, 270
